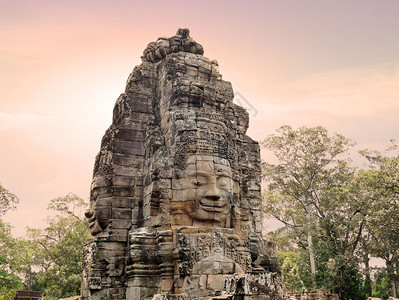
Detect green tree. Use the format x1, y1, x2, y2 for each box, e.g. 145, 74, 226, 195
0, 184, 22, 300
266, 227, 313, 291
277, 249, 313, 291
11, 238, 41, 291
357, 143, 399, 298
0, 221, 24, 300
261, 126, 354, 287
0, 184, 19, 217
27, 194, 90, 300
372, 269, 391, 300
262, 126, 366, 299
47, 193, 87, 220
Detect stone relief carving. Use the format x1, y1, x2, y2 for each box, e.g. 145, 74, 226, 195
81, 29, 283, 300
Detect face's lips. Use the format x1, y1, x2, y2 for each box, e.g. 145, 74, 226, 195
200, 206, 225, 212
88, 219, 97, 229
86, 214, 103, 234
199, 198, 227, 211
85, 211, 97, 229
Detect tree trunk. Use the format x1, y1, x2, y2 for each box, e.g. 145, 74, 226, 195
396, 260, 399, 299
393, 260, 397, 298
308, 231, 317, 290
28, 266, 32, 290
306, 206, 317, 290
387, 259, 397, 298
363, 253, 372, 297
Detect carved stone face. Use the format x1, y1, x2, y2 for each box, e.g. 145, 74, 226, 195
85, 201, 103, 235
173, 155, 236, 226
85, 181, 111, 235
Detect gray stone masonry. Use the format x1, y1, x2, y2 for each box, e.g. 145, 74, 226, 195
81, 28, 283, 300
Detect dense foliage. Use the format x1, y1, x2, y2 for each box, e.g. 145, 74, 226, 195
0, 184, 19, 218
0, 193, 90, 300
0, 221, 24, 300
262, 126, 398, 300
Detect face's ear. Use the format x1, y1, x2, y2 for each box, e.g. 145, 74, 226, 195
233, 181, 240, 194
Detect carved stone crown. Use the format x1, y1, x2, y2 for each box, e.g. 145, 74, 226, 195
142, 28, 204, 63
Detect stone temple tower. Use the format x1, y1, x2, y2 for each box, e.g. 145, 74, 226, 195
81, 29, 283, 300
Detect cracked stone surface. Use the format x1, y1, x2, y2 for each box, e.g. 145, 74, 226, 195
81, 28, 283, 300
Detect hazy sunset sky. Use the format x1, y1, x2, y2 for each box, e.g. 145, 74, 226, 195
1, 0, 399, 235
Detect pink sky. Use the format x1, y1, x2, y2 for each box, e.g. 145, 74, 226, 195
1, 1, 399, 236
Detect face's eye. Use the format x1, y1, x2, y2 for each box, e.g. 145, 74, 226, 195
217, 176, 231, 189
195, 175, 208, 186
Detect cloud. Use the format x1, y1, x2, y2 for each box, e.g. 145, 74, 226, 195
0, 113, 39, 130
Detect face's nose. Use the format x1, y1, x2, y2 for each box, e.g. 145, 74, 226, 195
85, 210, 93, 219
204, 182, 220, 200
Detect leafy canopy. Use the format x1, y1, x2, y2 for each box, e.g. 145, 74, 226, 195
0, 184, 19, 217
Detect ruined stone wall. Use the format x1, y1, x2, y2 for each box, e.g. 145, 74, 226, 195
82, 29, 283, 300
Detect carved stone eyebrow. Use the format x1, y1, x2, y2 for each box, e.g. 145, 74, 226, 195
196, 171, 211, 177
186, 169, 197, 177
185, 164, 197, 177
216, 172, 230, 177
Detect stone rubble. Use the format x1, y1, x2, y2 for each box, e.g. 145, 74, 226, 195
286, 290, 339, 300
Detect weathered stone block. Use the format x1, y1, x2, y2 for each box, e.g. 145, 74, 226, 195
207, 274, 227, 290
112, 176, 135, 187
110, 219, 132, 229
111, 197, 135, 208
160, 278, 173, 292
170, 213, 193, 226
125, 287, 144, 300
112, 208, 132, 219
